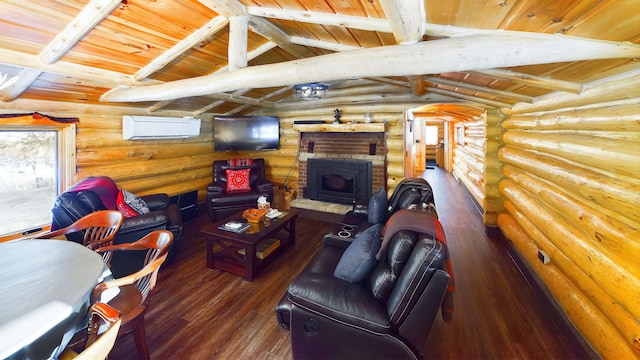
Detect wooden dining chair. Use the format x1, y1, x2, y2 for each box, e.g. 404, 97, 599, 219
92, 230, 174, 360
59, 302, 121, 360
35, 210, 124, 265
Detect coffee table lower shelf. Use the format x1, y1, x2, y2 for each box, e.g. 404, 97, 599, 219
202, 209, 299, 281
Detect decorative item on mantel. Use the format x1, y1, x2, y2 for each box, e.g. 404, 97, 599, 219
333, 108, 342, 124
364, 112, 372, 123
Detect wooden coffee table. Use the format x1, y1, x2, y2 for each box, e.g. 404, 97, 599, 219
202, 209, 299, 281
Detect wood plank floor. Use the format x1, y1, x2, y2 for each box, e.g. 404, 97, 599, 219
110, 168, 585, 359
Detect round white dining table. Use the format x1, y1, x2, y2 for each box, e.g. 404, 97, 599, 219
0, 239, 107, 360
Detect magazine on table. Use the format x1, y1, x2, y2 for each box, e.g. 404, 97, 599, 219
218, 221, 250, 234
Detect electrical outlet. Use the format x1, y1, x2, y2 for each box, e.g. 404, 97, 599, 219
538, 250, 550, 264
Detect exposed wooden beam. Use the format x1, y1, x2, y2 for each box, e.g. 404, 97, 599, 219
209, 92, 275, 108
289, 37, 361, 52
101, 33, 640, 103
228, 15, 249, 71
135, 16, 229, 81
246, 6, 391, 33
424, 76, 534, 103
379, 0, 424, 44
247, 16, 317, 59
198, 0, 316, 59
196, 0, 246, 17
408, 76, 425, 96
471, 69, 584, 94
0, 69, 42, 102
0, 48, 144, 86
39, 0, 121, 64
426, 87, 511, 108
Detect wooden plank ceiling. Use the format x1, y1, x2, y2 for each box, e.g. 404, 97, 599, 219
0, 0, 639, 118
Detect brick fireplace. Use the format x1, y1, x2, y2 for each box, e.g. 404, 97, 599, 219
297, 132, 386, 205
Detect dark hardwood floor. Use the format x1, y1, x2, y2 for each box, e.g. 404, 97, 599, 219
110, 167, 585, 359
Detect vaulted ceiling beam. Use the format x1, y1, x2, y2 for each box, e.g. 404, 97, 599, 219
289, 36, 361, 52
100, 33, 640, 103
378, 0, 424, 44
470, 69, 584, 94
426, 87, 512, 108
424, 76, 534, 103
40, 0, 122, 64
246, 6, 392, 33
1, 0, 121, 101
135, 16, 229, 81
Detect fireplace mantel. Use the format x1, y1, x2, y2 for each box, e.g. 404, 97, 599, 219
293, 122, 386, 133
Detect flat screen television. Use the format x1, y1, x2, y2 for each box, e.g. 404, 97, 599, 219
214, 115, 280, 152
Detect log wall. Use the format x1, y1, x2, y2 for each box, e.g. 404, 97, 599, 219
0, 101, 222, 203
498, 74, 640, 358
451, 110, 503, 226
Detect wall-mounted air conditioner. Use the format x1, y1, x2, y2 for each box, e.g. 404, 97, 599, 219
122, 115, 201, 140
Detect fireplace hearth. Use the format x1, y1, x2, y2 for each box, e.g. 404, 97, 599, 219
306, 158, 372, 204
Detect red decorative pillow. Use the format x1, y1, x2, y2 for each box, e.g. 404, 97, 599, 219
116, 189, 150, 218
226, 168, 251, 192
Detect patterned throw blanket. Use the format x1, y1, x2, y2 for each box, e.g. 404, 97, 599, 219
65, 176, 119, 210
380, 208, 455, 322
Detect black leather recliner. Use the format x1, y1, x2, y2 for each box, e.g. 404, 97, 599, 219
352, 177, 436, 222
276, 209, 453, 360
206, 158, 274, 222
50, 176, 183, 278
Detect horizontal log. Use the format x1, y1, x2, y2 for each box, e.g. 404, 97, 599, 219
503, 102, 640, 131
505, 71, 640, 115
499, 180, 640, 321
77, 142, 215, 165
503, 165, 640, 258
77, 153, 214, 181
499, 146, 640, 225
498, 212, 638, 358
503, 129, 640, 178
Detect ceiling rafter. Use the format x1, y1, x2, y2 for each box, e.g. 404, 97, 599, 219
0, 0, 121, 101
245, 6, 392, 33
424, 76, 534, 103
470, 69, 584, 94
135, 16, 230, 81
100, 32, 640, 103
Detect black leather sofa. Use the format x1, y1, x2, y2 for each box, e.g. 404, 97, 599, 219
50, 176, 183, 278
206, 158, 274, 222
276, 209, 452, 359
275, 178, 452, 359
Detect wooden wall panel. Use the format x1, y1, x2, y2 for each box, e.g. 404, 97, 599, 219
497, 74, 640, 358
0, 102, 222, 204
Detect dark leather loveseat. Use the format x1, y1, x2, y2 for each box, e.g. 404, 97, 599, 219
275, 178, 452, 359
50, 176, 183, 278
276, 209, 453, 359
206, 158, 274, 221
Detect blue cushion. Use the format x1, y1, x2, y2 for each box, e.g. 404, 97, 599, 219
334, 224, 382, 283
368, 188, 387, 224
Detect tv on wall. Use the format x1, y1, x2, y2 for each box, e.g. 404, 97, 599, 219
214, 115, 280, 152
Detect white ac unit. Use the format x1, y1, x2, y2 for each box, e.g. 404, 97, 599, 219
122, 115, 201, 140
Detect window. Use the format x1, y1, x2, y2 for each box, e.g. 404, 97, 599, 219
424, 125, 439, 145
0, 115, 76, 239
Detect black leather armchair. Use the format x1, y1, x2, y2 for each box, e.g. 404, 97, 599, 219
276, 209, 453, 360
50, 176, 183, 278
206, 158, 274, 221
352, 177, 436, 222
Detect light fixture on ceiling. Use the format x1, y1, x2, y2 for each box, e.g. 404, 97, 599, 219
293, 83, 328, 100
